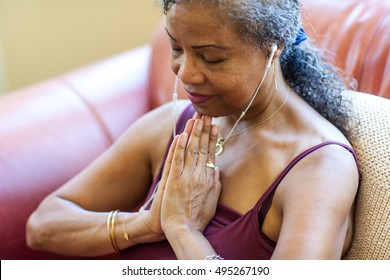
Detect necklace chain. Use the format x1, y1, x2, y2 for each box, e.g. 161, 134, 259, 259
216, 87, 290, 156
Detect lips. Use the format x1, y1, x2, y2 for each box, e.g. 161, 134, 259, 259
186, 90, 214, 104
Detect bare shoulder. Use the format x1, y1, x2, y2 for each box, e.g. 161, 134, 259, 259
282, 95, 359, 203
271, 142, 359, 258
279, 142, 359, 211
264, 92, 360, 258
279, 96, 359, 204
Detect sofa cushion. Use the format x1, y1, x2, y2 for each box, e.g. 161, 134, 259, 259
302, 0, 390, 98
343, 91, 390, 259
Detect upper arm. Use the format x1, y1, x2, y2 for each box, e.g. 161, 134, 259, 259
53, 101, 189, 212
271, 144, 359, 259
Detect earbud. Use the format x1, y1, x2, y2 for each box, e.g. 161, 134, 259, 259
266, 43, 278, 69
270, 43, 278, 54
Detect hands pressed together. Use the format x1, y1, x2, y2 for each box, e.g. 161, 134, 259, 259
144, 114, 222, 243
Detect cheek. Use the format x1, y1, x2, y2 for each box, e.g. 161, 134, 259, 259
210, 62, 264, 113
211, 74, 254, 111
215, 67, 259, 98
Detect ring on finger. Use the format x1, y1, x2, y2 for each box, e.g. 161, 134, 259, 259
206, 161, 216, 169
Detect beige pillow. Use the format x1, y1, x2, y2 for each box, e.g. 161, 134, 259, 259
342, 91, 390, 260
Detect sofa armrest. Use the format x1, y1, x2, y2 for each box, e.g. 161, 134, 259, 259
0, 46, 152, 259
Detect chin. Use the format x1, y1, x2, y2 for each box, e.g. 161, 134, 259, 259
192, 104, 218, 118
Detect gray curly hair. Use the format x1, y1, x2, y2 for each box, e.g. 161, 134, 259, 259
157, 0, 355, 137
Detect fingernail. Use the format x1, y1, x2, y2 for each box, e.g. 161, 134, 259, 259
197, 120, 204, 132
180, 133, 188, 146
211, 125, 219, 136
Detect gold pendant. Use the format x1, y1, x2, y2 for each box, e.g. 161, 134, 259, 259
215, 138, 224, 156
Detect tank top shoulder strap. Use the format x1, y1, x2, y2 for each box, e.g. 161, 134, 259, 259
257, 141, 360, 227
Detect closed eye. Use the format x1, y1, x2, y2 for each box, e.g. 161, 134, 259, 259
203, 58, 225, 64
171, 47, 182, 52
171, 47, 225, 64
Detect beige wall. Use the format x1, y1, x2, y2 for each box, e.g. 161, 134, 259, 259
0, 0, 162, 95
0, 30, 7, 94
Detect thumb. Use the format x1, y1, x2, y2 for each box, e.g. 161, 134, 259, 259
213, 167, 222, 195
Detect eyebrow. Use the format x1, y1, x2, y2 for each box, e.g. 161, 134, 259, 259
165, 28, 231, 51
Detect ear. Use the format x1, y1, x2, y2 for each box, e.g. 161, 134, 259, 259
266, 43, 284, 69
270, 44, 285, 61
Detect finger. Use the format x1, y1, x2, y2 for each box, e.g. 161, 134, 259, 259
150, 135, 180, 211
183, 119, 195, 137
210, 167, 222, 212
171, 132, 188, 176
160, 135, 180, 187
183, 119, 203, 170
197, 115, 212, 166
207, 124, 219, 165
213, 167, 222, 195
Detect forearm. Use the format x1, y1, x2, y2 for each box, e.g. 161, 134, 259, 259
165, 225, 217, 260
26, 196, 161, 257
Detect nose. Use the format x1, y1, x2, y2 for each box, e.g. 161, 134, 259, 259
172, 54, 206, 86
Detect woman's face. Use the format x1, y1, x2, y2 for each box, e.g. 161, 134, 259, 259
166, 2, 270, 117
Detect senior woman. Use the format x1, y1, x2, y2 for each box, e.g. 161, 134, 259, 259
26, 0, 359, 260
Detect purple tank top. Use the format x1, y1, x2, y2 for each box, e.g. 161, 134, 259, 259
117, 104, 359, 260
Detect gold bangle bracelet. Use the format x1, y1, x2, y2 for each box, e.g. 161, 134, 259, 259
107, 210, 120, 253
111, 210, 120, 253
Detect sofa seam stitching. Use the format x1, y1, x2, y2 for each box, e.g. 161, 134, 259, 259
59, 78, 114, 145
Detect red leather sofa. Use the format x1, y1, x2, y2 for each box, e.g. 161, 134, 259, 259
0, 0, 389, 259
